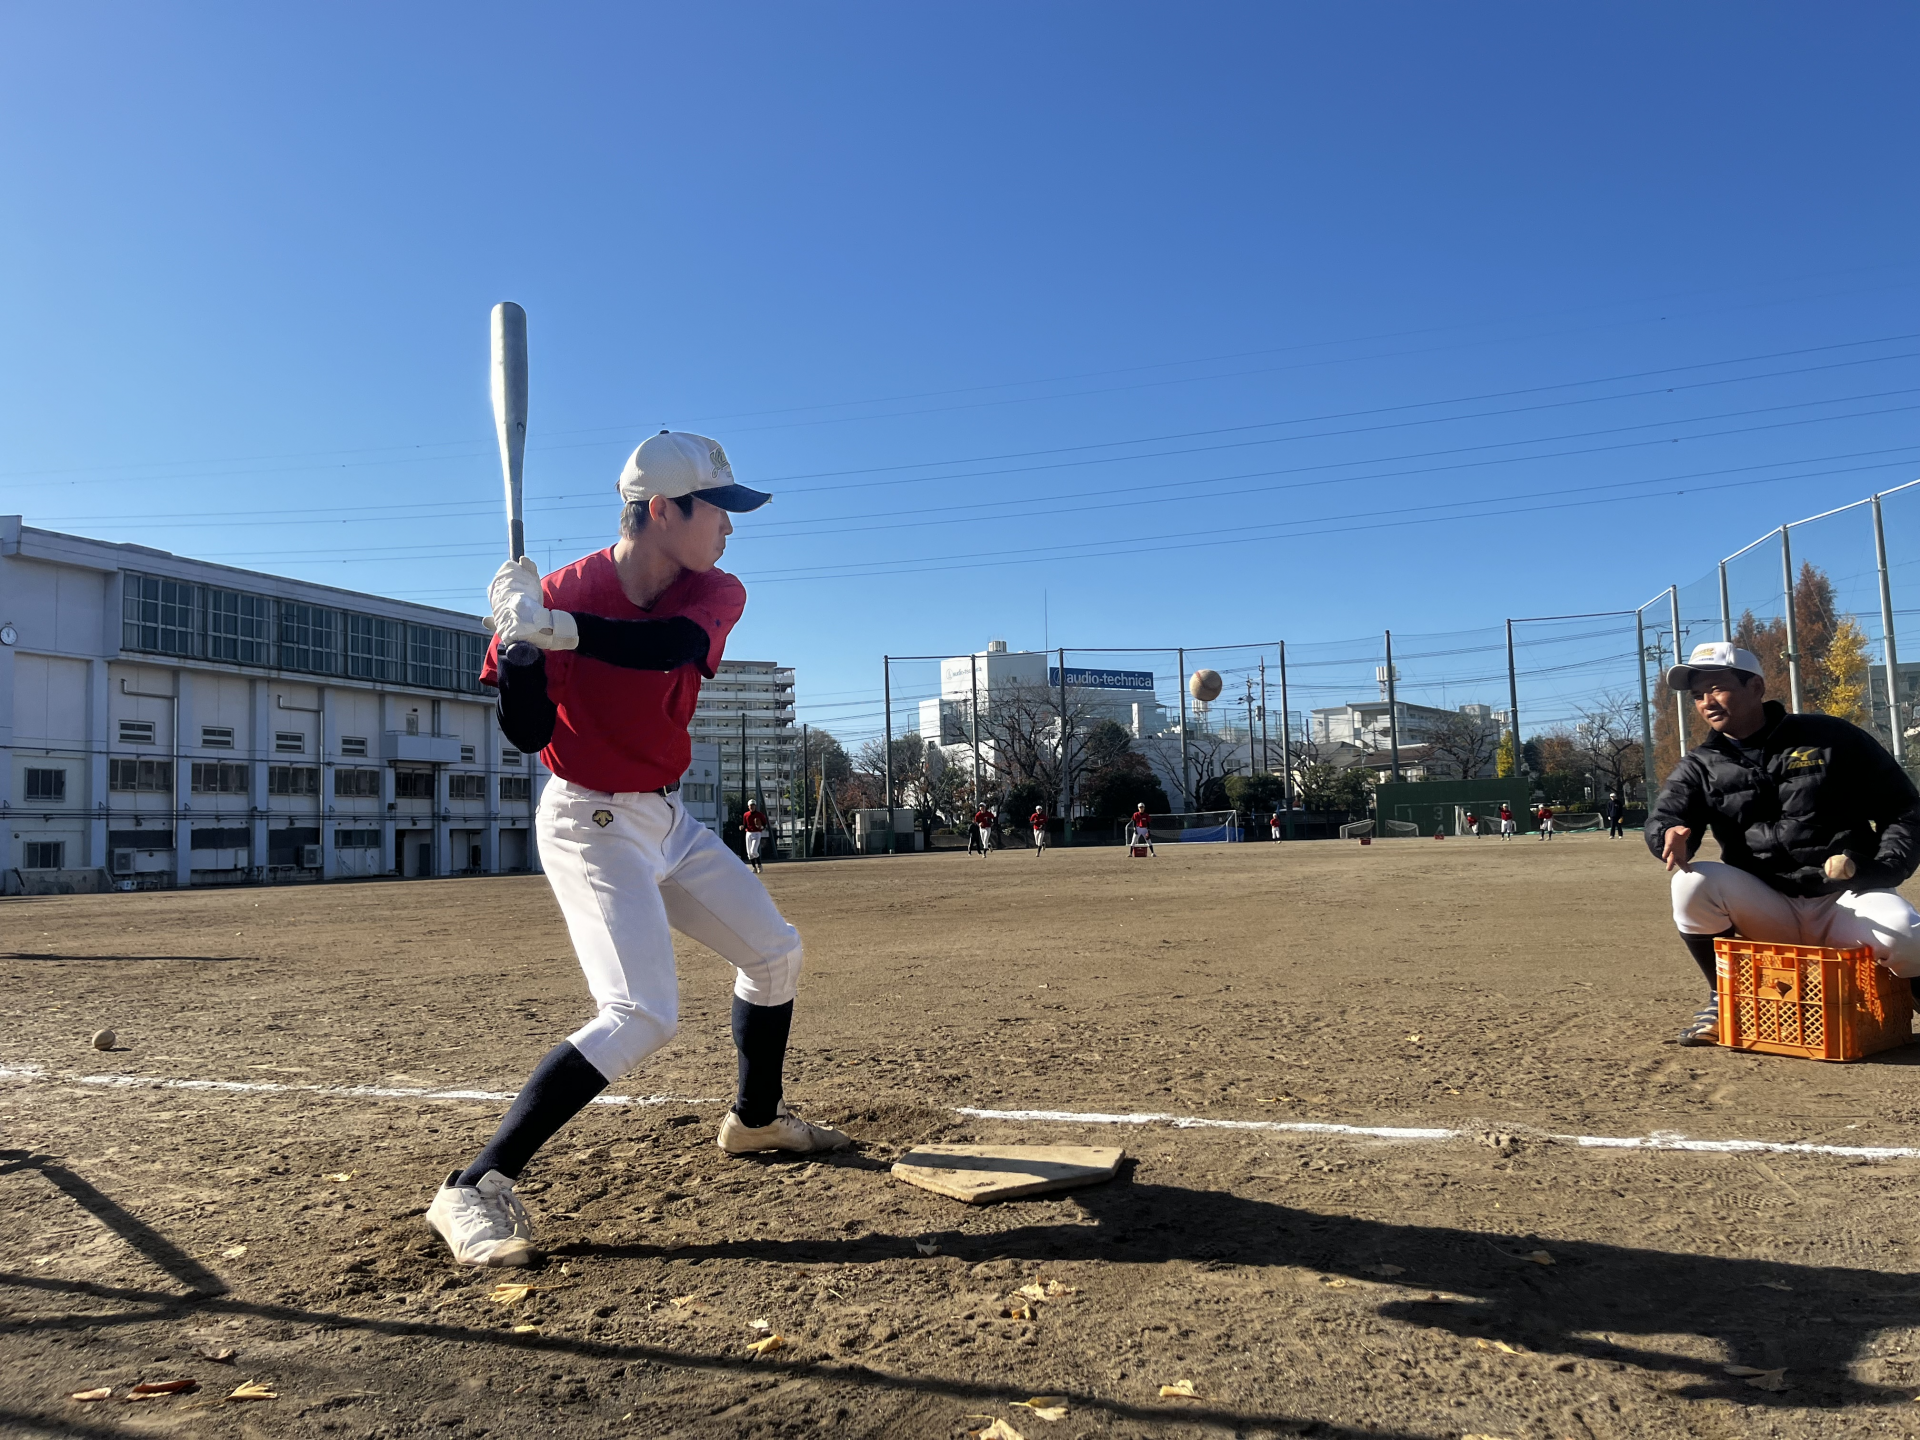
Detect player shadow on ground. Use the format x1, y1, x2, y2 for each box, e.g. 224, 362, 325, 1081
0, 1147, 1418, 1440
578, 1162, 1919, 1411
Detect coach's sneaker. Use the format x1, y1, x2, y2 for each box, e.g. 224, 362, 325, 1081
717, 1102, 852, 1155
426, 1169, 540, 1267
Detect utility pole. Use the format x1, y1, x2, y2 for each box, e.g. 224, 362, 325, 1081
1636, 607, 1656, 803
1505, 619, 1524, 786
1718, 560, 1732, 643
1244, 677, 1257, 788
1258, 657, 1269, 777
739, 710, 748, 852
800, 723, 810, 860
1057, 647, 1071, 847
969, 652, 982, 810
882, 656, 895, 854
1177, 646, 1191, 810
1669, 585, 1688, 758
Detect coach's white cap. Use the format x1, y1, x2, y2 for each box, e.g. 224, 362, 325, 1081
618, 430, 772, 512
1665, 640, 1765, 691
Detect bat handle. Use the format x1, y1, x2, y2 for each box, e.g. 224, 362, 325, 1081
509, 519, 525, 563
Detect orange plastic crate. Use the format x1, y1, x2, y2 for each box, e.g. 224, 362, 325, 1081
1714, 938, 1914, 1062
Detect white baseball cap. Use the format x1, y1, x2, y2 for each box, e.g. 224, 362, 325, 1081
617, 430, 772, 513
1665, 640, 1765, 691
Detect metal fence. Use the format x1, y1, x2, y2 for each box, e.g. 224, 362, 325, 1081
825, 478, 1920, 849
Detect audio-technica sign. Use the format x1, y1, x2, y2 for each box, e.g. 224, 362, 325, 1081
1047, 666, 1156, 692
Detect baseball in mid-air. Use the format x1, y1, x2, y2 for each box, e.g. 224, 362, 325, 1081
1825, 854, 1857, 882
1189, 668, 1223, 703
90, 1029, 116, 1051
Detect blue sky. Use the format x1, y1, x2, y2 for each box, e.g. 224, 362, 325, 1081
5, 5, 1919, 743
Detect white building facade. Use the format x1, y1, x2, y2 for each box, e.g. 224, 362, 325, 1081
917, 640, 1172, 759
1, 519, 547, 891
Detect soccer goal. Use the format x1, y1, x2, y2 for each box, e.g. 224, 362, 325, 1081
1453, 806, 1485, 836
1338, 818, 1376, 840
1382, 819, 1421, 838
1120, 811, 1242, 844
1553, 812, 1604, 833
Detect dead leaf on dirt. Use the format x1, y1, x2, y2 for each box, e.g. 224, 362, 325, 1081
511, 1324, 540, 1334
70, 1388, 111, 1402
749, 1319, 771, 1332
1723, 1364, 1769, 1377
1365, 1264, 1405, 1277
1016, 1283, 1049, 1301
972, 1421, 1026, 1440
488, 1283, 533, 1305
128, 1379, 196, 1399
1038, 1279, 1077, 1296
745, 1334, 786, 1356
1405, 1033, 1423, 1042
226, 1381, 276, 1401
1012, 1395, 1068, 1420
669, 1295, 699, 1308
1525, 1250, 1555, 1266
1158, 1379, 1198, 1398
914, 1241, 938, 1256
322, 1172, 355, 1183
1744, 1369, 1789, 1392
196, 1346, 236, 1364
1001, 1304, 1034, 1321
221, 1245, 248, 1259
1320, 1277, 1349, 1289
1475, 1338, 1524, 1355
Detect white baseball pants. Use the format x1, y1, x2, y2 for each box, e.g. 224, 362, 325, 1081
1672, 860, 1920, 977
537, 779, 803, 1082
744, 831, 764, 860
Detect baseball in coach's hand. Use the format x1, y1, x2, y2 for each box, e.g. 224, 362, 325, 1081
1825, 854, 1857, 882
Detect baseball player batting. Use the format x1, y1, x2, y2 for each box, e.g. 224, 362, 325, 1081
426, 430, 849, 1269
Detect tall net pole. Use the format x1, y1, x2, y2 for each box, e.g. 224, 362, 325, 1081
1384, 629, 1402, 782
1057, 646, 1071, 846
1718, 560, 1733, 643
1875, 493, 1905, 762
1259, 657, 1269, 777
1279, 641, 1294, 838
882, 655, 895, 853
1636, 605, 1657, 801
1505, 619, 1524, 785
969, 652, 981, 809
1670, 585, 1689, 756
1177, 645, 1191, 808
1780, 527, 1804, 712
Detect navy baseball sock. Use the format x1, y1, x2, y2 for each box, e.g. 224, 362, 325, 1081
1681, 929, 1735, 993
460, 1041, 608, 1185
731, 997, 793, 1128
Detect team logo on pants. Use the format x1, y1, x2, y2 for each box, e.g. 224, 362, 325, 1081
592, 809, 613, 828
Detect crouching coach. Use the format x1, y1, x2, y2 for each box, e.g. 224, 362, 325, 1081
1646, 641, 1920, 1046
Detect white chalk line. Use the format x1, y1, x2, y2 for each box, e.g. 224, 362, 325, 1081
4, 1062, 1914, 1163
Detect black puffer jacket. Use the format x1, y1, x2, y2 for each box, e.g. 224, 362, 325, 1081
1645, 701, 1920, 897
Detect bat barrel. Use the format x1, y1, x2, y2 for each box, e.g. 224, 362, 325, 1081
491, 302, 529, 560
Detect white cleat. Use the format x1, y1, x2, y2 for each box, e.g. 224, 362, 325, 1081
426, 1168, 540, 1267
717, 1101, 852, 1156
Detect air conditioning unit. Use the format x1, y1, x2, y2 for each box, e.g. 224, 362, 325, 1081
299, 845, 323, 868
110, 849, 134, 876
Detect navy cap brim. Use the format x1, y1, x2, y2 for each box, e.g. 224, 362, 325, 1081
691, 484, 772, 513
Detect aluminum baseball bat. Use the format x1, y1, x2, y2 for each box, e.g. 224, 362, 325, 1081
490, 301, 528, 561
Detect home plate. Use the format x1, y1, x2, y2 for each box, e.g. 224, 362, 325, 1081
891, 1144, 1125, 1203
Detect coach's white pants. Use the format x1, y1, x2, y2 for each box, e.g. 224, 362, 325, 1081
538, 779, 803, 1082
1672, 860, 1920, 977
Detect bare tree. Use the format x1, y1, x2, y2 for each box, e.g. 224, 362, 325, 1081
1424, 710, 1501, 780
1573, 691, 1647, 805
973, 681, 1097, 808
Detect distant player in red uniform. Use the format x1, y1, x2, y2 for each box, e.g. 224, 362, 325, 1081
973, 805, 995, 855
1498, 802, 1515, 839
742, 799, 767, 873
1030, 806, 1049, 856
1129, 804, 1156, 856
1269, 810, 1283, 841
1464, 810, 1480, 837
1536, 803, 1555, 840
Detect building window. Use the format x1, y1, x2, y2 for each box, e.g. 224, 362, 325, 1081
204, 587, 272, 664
275, 731, 306, 754
333, 828, 381, 848
347, 614, 403, 683
267, 765, 320, 797
190, 762, 249, 795
121, 574, 197, 656
447, 773, 486, 800
278, 602, 341, 675
340, 735, 368, 757
502, 749, 523, 767
24, 768, 66, 802
682, 782, 715, 804
394, 769, 435, 800
21, 841, 64, 870
500, 776, 530, 801
408, 624, 458, 691
109, 758, 173, 792
405, 712, 420, 736
119, 719, 157, 745
460, 745, 476, 763
201, 726, 235, 748
334, 767, 382, 798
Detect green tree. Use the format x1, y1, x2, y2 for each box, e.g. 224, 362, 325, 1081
1075, 720, 1170, 823
1224, 772, 1287, 815
1299, 762, 1372, 815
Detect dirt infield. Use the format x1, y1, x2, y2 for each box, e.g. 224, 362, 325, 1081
7, 836, 1920, 1438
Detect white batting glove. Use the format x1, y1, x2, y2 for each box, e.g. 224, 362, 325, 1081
489, 558, 579, 650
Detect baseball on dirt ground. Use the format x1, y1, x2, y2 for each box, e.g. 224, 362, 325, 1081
90, 1029, 116, 1051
